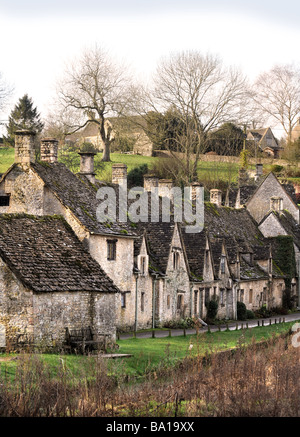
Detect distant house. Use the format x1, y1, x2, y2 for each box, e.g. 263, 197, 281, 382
247, 127, 282, 158
67, 116, 154, 157
291, 119, 300, 142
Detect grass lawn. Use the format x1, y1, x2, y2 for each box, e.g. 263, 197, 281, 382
0, 146, 243, 184
0, 147, 15, 173
0, 320, 297, 382
115, 321, 297, 376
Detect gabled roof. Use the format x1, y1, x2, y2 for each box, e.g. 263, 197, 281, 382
0, 214, 119, 293
30, 162, 137, 237
245, 172, 298, 208
134, 220, 175, 275
247, 127, 280, 150
239, 257, 269, 281
204, 202, 264, 247
181, 227, 207, 281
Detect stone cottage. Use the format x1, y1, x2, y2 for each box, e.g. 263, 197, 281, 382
0, 130, 299, 336
0, 214, 118, 349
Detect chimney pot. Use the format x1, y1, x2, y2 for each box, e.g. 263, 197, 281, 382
143, 174, 159, 192
210, 189, 222, 207
112, 163, 127, 186
40, 138, 58, 163
14, 130, 36, 165
78, 151, 96, 184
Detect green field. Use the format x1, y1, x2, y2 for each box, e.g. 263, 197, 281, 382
0, 321, 296, 381
0, 146, 241, 183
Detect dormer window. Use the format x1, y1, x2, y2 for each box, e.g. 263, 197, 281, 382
220, 255, 226, 274
139, 256, 147, 276
173, 251, 180, 270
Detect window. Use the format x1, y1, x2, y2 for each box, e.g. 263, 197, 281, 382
220, 255, 226, 274
240, 289, 244, 303
167, 295, 170, 309
177, 294, 183, 310
0, 195, 10, 207
173, 251, 180, 270
194, 290, 198, 315
249, 289, 253, 304
140, 256, 146, 275
220, 288, 225, 305
107, 239, 117, 261
205, 288, 210, 307
121, 293, 126, 308
141, 292, 145, 312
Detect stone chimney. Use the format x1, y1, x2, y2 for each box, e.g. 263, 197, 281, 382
40, 138, 58, 163
210, 189, 222, 207
14, 130, 36, 165
158, 179, 174, 200
112, 163, 127, 187
143, 174, 159, 192
190, 182, 202, 202
270, 196, 283, 212
78, 151, 96, 184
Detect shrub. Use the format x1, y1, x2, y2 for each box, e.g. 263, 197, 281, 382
237, 301, 247, 321
127, 164, 148, 188
270, 164, 284, 174
163, 317, 195, 329
246, 309, 255, 319
206, 299, 219, 322
254, 304, 273, 318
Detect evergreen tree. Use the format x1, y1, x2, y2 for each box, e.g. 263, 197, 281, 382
4, 94, 44, 146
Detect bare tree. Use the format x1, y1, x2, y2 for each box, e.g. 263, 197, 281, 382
0, 71, 13, 113
56, 45, 131, 161
130, 51, 249, 183
252, 64, 300, 143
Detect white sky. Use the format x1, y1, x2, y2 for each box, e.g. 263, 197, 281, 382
1, 0, 300, 137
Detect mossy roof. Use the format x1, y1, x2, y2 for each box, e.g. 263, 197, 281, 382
0, 214, 119, 293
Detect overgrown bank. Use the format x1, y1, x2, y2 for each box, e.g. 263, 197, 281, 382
0, 321, 299, 417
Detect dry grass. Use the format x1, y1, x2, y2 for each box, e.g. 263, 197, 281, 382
0, 334, 300, 417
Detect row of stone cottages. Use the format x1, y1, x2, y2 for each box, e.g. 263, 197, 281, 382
0, 130, 299, 349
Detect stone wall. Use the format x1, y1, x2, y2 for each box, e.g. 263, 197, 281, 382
0, 259, 34, 349
88, 234, 137, 331
0, 166, 45, 215
247, 173, 299, 224
33, 290, 116, 346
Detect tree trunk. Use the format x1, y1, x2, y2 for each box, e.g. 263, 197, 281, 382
102, 140, 111, 162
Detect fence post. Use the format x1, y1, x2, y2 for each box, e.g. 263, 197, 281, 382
269, 319, 272, 326
133, 331, 136, 338
183, 328, 186, 337
262, 320, 264, 327
169, 329, 172, 337
152, 330, 155, 338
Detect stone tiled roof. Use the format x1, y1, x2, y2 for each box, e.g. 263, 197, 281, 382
210, 239, 224, 279
135, 221, 175, 275
240, 257, 268, 280
0, 214, 119, 293
31, 162, 137, 237
181, 227, 207, 281
204, 202, 264, 247
274, 210, 300, 249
